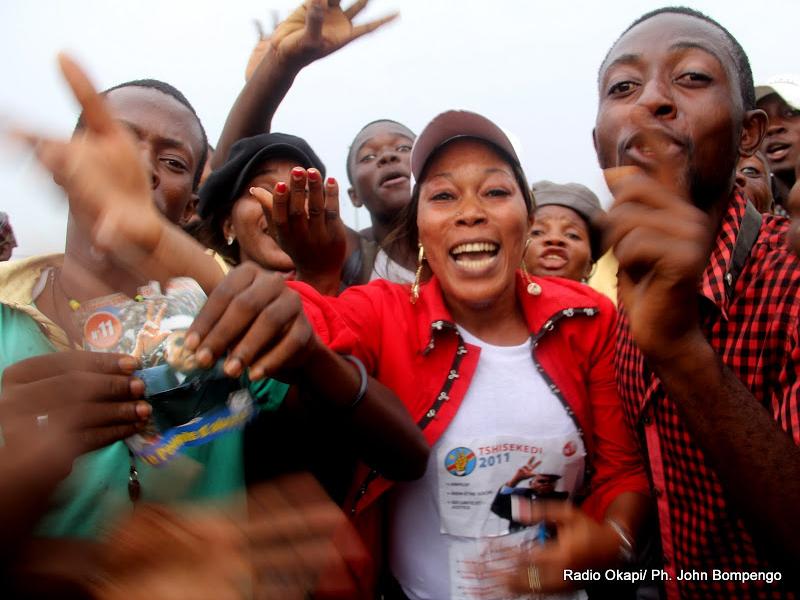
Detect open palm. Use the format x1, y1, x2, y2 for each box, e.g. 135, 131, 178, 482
270, 0, 397, 67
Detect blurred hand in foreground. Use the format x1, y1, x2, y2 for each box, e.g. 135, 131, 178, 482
93, 473, 368, 600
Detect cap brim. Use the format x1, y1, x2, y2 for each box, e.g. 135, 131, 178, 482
755, 81, 800, 110
755, 85, 779, 103
411, 111, 520, 181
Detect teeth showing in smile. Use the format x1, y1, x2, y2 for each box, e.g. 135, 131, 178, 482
450, 242, 499, 270
451, 242, 498, 255
458, 257, 495, 270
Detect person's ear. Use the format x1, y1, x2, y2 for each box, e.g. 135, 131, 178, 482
223, 216, 234, 241
348, 186, 362, 208
740, 109, 768, 157
583, 260, 596, 281
181, 193, 199, 225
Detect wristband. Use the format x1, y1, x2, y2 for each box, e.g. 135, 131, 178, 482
342, 354, 368, 410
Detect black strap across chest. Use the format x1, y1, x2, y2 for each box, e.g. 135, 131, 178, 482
724, 200, 761, 299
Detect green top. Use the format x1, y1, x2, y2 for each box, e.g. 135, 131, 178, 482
0, 301, 289, 539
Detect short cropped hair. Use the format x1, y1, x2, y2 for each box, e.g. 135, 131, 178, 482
346, 119, 416, 184
601, 7, 755, 110
76, 79, 209, 190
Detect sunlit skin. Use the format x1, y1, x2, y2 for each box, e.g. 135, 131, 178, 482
224, 157, 296, 273
526, 205, 592, 282
735, 152, 774, 213
348, 122, 414, 228
416, 139, 531, 335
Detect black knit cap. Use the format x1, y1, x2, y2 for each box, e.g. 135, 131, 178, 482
197, 132, 326, 218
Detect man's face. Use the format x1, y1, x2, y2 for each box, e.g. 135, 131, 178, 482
595, 13, 748, 207
0, 219, 14, 261
104, 86, 204, 225
758, 93, 800, 179
348, 122, 414, 225
735, 152, 773, 213
530, 474, 558, 496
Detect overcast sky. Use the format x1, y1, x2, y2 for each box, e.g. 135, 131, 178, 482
2, 0, 798, 259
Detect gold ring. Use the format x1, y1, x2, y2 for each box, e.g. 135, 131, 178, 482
527, 563, 542, 592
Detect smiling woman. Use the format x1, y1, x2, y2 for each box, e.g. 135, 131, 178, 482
282, 110, 651, 598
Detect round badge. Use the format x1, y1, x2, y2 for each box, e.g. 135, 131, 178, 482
563, 441, 577, 457
444, 447, 477, 477
83, 311, 122, 349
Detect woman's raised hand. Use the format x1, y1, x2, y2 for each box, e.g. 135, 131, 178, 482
251, 167, 347, 294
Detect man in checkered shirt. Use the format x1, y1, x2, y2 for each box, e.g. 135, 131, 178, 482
595, 7, 800, 599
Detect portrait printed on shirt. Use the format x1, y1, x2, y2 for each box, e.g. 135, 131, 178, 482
75, 278, 254, 466
439, 433, 585, 600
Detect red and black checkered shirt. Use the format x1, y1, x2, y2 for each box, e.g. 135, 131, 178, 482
616, 192, 800, 599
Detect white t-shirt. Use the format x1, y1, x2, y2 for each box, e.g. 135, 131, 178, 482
389, 326, 586, 600
369, 248, 416, 284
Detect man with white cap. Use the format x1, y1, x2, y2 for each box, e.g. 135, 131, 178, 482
756, 75, 800, 207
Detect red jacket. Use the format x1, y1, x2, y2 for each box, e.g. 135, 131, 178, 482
290, 272, 649, 592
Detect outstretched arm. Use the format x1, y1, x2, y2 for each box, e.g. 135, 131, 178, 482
19, 54, 225, 294
184, 262, 429, 481
214, 0, 397, 167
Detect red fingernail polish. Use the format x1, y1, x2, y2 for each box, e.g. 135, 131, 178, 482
307, 169, 320, 181
292, 167, 305, 178
276, 182, 287, 193
327, 177, 336, 186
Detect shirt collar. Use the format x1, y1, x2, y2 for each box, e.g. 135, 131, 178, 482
0, 253, 71, 350
413, 271, 602, 353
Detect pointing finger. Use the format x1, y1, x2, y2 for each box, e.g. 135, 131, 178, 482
58, 53, 114, 135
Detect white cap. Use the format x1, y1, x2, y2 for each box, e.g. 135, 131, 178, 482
410, 110, 521, 185
755, 75, 800, 110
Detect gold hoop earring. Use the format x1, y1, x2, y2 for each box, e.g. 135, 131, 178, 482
410, 243, 425, 304
521, 237, 541, 296
581, 261, 597, 284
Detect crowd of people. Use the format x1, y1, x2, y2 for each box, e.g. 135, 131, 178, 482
1, 1, 800, 599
